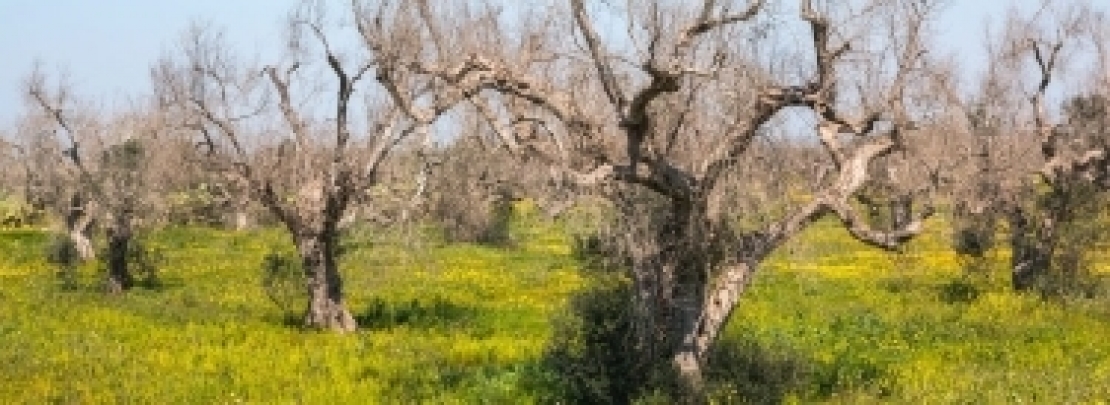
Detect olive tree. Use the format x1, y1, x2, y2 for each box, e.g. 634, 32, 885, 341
397, 0, 945, 391
957, 0, 1109, 293
21, 66, 168, 292
153, 2, 467, 331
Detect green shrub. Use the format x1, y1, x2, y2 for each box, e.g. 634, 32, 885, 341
569, 233, 624, 274
537, 225, 685, 402
938, 277, 982, 303
431, 190, 517, 247
260, 249, 306, 322
538, 277, 671, 404
45, 234, 81, 289
126, 237, 165, 288
952, 225, 994, 259
704, 337, 814, 403
88, 235, 166, 290
480, 195, 515, 246
0, 198, 44, 228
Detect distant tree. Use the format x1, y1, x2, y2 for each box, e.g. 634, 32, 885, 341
22, 66, 167, 293
153, 1, 466, 331
959, 0, 1110, 294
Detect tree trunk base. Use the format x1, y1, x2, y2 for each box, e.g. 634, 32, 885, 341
70, 231, 95, 261
673, 351, 705, 397
306, 300, 357, 332
106, 280, 123, 295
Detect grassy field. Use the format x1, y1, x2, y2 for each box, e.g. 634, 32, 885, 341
722, 221, 1110, 403
2, 207, 1110, 403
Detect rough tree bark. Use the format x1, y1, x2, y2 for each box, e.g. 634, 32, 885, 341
295, 227, 355, 331
65, 194, 96, 261
158, 2, 466, 331
991, 4, 1106, 292
105, 210, 135, 293
402, 0, 942, 393
26, 68, 146, 292
288, 178, 356, 331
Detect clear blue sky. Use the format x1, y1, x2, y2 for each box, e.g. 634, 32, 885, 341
0, 1, 1093, 130
0, 0, 300, 129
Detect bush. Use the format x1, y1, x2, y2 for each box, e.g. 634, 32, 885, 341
0, 198, 44, 229
951, 212, 998, 278
538, 272, 827, 403
1013, 181, 1110, 299
45, 234, 81, 289
569, 233, 626, 275
422, 136, 541, 247
260, 249, 306, 322
125, 237, 165, 288
537, 228, 680, 403
90, 235, 166, 290
952, 225, 994, 258
430, 185, 516, 246
704, 337, 814, 403
537, 277, 669, 404
938, 277, 981, 304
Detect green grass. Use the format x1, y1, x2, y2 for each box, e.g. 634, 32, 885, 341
0, 213, 583, 403
720, 219, 1110, 403
2, 210, 1110, 402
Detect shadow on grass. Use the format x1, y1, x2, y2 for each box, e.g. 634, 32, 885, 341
878, 275, 983, 305
356, 296, 478, 330
706, 336, 887, 403
259, 296, 482, 332
130, 274, 187, 292
53, 271, 187, 294
530, 332, 883, 403
937, 277, 982, 304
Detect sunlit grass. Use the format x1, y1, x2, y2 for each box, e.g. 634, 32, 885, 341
731, 217, 1110, 402
0, 214, 583, 403
2, 210, 1110, 402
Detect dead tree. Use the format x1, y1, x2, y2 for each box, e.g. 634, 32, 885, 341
23, 71, 96, 263
23, 67, 162, 293
155, 2, 464, 331
397, 0, 943, 392
968, 1, 1109, 293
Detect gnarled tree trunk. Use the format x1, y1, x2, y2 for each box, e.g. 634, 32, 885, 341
671, 261, 758, 390
233, 210, 251, 231
668, 234, 776, 390
294, 229, 356, 332
66, 195, 95, 261
105, 211, 135, 294
626, 196, 773, 392
1008, 208, 1051, 291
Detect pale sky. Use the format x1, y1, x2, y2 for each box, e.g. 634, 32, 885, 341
0, 1, 1098, 130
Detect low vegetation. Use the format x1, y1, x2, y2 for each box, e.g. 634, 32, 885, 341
4, 0, 1108, 400
3, 206, 1110, 402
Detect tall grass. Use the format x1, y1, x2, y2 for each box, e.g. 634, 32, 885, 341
1, 210, 1109, 402
721, 218, 1110, 402
0, 212, 583, 403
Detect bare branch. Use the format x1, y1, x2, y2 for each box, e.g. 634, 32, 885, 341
570, 0, 627, 115
679, 0, 765, 49
264, 66, 310, 150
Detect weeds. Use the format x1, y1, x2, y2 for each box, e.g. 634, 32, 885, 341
2, 215, 1110, 402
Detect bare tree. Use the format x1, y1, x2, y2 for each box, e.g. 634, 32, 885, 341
394, 0, 944, 392
0, 134, 25, 228
961, 0, 1109, 293
22, 65, 167, 292
22, 70, 95, 262
0, 133, 18, 207
154, 2, 465, 331
3, 122, 60, 229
